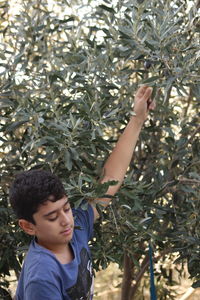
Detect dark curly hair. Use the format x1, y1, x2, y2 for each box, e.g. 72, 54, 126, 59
9, 169, 66, 224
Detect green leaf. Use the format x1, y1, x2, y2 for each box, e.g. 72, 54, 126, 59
0, 99, 15, 108
65, 53, 86, 65
5, 119, 29, 132
98, 5, 115, 13
163, 127, 174, 138
125, 220, 136, 230
144, 40, 156, 51
0, 52, 6, 60
64, 150, 72, 171
141, 76, 160, 84
192, 280, 200, 289
121, 204, 131, 210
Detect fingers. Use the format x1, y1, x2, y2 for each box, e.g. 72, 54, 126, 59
134, 85, 155, 117
150, 101, 156, 110
142, 86, 153, 101
147, 99, 156, 110
135, 85, 148, 98
135, 85, 153, 101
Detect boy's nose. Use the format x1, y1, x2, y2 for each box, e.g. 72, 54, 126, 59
60, 210, 70, 225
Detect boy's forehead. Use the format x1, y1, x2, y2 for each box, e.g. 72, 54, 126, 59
45, 194, 68, 204
36, 196, 69, 214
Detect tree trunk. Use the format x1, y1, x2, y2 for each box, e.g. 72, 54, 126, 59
121, 252, 134, 300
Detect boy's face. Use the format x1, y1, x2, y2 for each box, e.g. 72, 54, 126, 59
21, 196, 74, 252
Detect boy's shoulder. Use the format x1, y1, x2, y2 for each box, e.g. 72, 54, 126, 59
72, 202, 94, 225
24, 240, 59, 274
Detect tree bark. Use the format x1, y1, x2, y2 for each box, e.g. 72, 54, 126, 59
121, 252, 134, 300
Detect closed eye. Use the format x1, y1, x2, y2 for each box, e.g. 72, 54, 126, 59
48, 215, 58, 222
48, 208, 70, 222
64, 207, 70, 212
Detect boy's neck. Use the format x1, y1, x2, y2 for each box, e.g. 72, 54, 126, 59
54, 243, 74, 264
36, 239, 74, 264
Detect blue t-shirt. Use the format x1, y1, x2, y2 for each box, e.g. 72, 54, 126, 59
16, 204, 94, 300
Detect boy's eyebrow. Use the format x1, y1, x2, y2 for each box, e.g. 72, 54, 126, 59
43, 200, 69, 217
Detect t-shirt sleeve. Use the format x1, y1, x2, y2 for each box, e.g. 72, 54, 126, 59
25, 281, 62, 300
73, 203, 94, 240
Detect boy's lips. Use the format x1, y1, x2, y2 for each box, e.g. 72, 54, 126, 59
60, 227, 73, 236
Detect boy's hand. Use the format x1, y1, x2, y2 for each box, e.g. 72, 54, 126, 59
133, 85, 156, 125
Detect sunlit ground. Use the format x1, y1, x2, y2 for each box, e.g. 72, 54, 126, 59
93, 263, 200, 300
6, 262, 200, 299
94, 263, 121, 300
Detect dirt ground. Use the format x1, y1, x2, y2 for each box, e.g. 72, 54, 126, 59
7, 263, 200, 299
93, 263, 200, 300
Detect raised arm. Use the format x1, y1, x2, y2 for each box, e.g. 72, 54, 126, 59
92, 85, 155, 221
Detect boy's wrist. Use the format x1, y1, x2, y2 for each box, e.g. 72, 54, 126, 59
130, 114, 145, 128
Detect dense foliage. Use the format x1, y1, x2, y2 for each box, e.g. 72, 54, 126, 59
0, 0, 200, 298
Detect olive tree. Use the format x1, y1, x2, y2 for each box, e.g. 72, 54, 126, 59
0, 0, 200, 299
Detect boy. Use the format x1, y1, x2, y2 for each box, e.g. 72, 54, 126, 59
10, 86, 155, 300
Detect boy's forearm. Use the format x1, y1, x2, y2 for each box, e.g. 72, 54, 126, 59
100, 115, 144, 194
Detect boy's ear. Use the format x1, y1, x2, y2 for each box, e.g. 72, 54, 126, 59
18, 219, 36, 236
